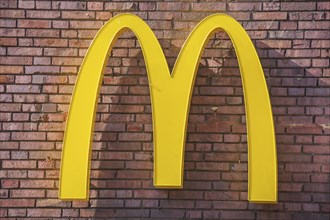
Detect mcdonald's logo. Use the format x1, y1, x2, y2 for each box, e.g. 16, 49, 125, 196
59, 13, 277, 203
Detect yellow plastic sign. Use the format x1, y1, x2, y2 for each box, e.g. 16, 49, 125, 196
59, 13, 277, 203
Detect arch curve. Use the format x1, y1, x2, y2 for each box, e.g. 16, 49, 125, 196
59, 13, 277, 203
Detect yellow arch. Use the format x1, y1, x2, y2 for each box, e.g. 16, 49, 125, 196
59, 13, 277, 203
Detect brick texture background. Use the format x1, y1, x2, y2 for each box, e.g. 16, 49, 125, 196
0, 0, 329, 219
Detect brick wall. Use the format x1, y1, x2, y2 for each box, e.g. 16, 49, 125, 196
0, 0, 329, 219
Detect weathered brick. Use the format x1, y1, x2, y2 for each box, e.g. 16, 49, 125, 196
118, 133, 151, 141
282, 2, 316, 11
0, 103, 21, 112
0, 0, 18, 8
0, 1, 329, 219
2, 160, 36, 169
52, 1, 86, 10
10, 189, 45, 198
192, 2, 226, 12
27, 208, 61, 217
7, 47, 42, 56
11, 132, 46, 140
157, 2, 190, 11
317, 2, 330, 10
0, 199, 34, 207
286, 164, 321, 173
20, 180, 54, 189
134, 190, 167, 199
305, 31, 330, 39
0, 66, 23, 74
26, 29, 60, 38
8, 208, 26, 217
139, 2, 156, 11
18, 0, 34, 9
18, 19, 51, 28
228, 2, 261, 11
87, 2, 103, 10
25, 66, 59, 74
303, 145, 329, 154
35, 1, 51, 9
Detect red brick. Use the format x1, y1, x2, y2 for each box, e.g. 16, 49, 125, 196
0, 1, 329, 218
62, 209, 79, 217
118, 133, 151, 141
303, 145, 329, 154
113, 209, 149, 218
185, 210, 202, 218
151, 210, 184, 218
299, 21, 330, 30
7, 47, 42, 56
20, 180, 54, 188
257, 212, 291, 219
138, 2, 155, 11
0, 76, 14, 84
0, 199, 34, 207
2, 160, 36, 169
282, 2, 316, 11
70, 20, 103, 29
169, 190, 203, 200
157, 2, 190, 11
0, 103, 21, 112
10, 189, 45, 198
286, 164, 321, 173
313, 155, 330, 163
203, 210, 220, 218
0, 9, 24, 18
87, 2, 103, 10
279, 183, 303, 192
314, 136, 330, 144
52, 1, 86, 10
12, 132, 46, 140
1, 56, 32, 65
18, 19, 51, 28
18, 0, 34, 9
36, 1, 51, 9
0, 65, 23, 74
116, 170, 150, 179
305, 31, 330, 39
320, 204, 330, 212
44, 48, 77, 56
311, 174, 329, 183
228, 2, 261, 11
285, 203, 302, 211
62, 11, 95, 20
205, 191, 240, 200
8, 208, 26, 217
0, 0, 17, 8
298, 97, 329, 106
0, 19, 16, 27
313, 193, 330, 202
0, 37, 17, 46
106, 180, 140, 190
311, 40, 330, 48
305, 183, 330, 193
134, 190, 167, 199
27, 209, 61, 217
317, 2, 330, 10
192, 2, 226, 11
90, 199, 124, 208
286, 124, 322, 134
293, 174, 310, 182
214, 201, 247, 209
1, 180, 18, 188
27, 29, 60, 38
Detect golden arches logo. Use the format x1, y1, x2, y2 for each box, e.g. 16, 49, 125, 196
59, 13, 277, 203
